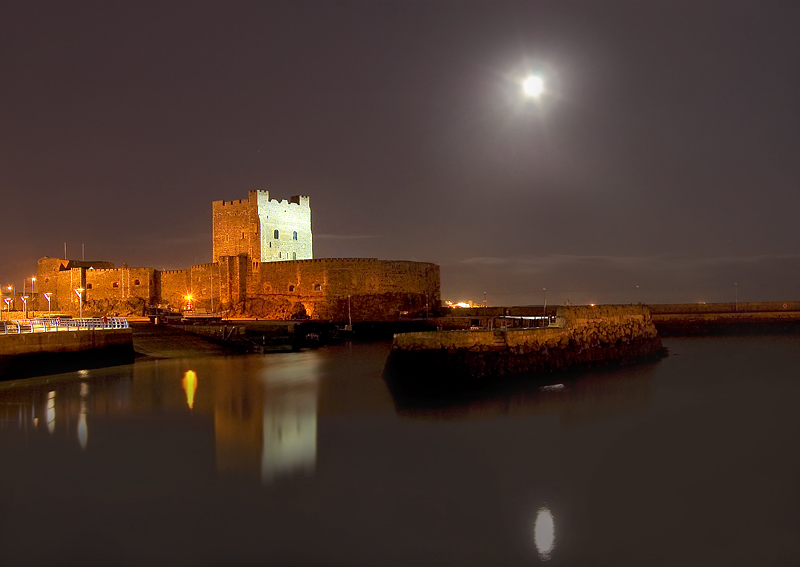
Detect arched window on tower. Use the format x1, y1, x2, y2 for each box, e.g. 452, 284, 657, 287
293, 231, 298, 240
293, 252, 296, 260
274, 229, 279, 239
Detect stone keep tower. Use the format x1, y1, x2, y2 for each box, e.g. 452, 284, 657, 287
212, 190, 312, 263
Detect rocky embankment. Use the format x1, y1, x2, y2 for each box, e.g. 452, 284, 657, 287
386, 305, 667, 388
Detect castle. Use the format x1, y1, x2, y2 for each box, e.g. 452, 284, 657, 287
34, 191, 440, 321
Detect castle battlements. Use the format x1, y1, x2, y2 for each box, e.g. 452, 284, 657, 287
34, 191, 440, 321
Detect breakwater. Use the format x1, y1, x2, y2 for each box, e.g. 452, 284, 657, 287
648, 302, 800, 335
386, 305, 666, 388
0, 328, 134, 379
440, 301, 800, 336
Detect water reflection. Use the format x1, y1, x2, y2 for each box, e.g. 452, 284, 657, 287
46, 391, 56, 433
214, 353, 320, 484
78, 382, 88, 449
182, 370, 197, 409
390, 362, 657, 424
534, 507, 555, 559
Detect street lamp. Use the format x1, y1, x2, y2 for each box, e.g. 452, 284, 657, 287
75, 288, 85, 320
44, 292, 53, 315
542, 288, 547, 320
2, 297, 11, 320
20, 296, 28, 319
6, 285, 14, 311
31, 277, 36, 316
636, 284, 640, 304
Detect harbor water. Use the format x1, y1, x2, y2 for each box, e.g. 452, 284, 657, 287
0, 335, 798, 566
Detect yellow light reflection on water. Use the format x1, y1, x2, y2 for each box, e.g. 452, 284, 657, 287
183, 370, 198, 409
534, 506, 555, 559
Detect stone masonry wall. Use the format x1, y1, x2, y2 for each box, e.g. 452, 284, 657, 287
394, 305, 657, 351
212, 196, 260, 263
246, 258, 440, 321
212, 191, 313, 265
387, 305, 664, 384
159, 269, 191, 309
256, 192, 312, 262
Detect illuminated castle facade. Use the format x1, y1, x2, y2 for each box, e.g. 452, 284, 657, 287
212, 191, 312, 263
33, 191, 440, 321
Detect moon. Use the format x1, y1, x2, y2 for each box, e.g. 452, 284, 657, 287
523, 75, 544, 97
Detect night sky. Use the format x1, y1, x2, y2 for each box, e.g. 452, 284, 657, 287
3, 1, 800, 306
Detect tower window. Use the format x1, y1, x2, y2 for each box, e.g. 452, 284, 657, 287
293, 231, 298, 240
274, 229, 279, 239
278, 252, 281, 258
292, 252, 296, 260
134, 279, 140, 285
314, 284, 322, 291
112, 282, 119, 288
86, 283, 93, 289
288, 285, 295, 292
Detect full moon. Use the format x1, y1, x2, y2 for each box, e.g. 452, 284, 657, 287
523, 75, 544, 97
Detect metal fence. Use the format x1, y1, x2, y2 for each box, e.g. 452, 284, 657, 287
0, 318, 129, 334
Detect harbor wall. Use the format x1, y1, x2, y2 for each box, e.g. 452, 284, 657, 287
0, 329, 134, 379
387, 305, 665, 385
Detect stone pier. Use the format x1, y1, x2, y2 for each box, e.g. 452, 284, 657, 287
386, 305, 667, 388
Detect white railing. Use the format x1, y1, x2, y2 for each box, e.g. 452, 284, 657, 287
0, 318, 129, 334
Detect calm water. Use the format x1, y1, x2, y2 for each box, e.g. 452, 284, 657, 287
1, 336, 799, 566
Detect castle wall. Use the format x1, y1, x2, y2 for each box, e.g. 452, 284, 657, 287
256, 192, 312, 262
212, 191, 312, 265
56, 268, 85, 313
246, 258, 440, 322
212, 196, 260, 263
159, 269, 191, 309
30, 191, 439, 321
84, 268, 156, 304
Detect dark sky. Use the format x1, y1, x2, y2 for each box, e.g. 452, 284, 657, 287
3, 1, 800, 306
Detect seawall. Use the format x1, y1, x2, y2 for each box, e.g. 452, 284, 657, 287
0, 329, 134, 379
386, 305, 666, 388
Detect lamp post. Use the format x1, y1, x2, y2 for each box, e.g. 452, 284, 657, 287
31, 277, 36, 316
2, 298, 11, 320
542, 288, 547, 321
6, 285, 15, 312
44, 292, 53, 315
75, 288, 85, 320
20, 296, 28, 319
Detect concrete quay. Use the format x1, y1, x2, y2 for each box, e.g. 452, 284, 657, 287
0, 327, 134, 379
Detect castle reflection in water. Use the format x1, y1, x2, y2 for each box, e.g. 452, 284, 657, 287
0, 354, 321, 486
